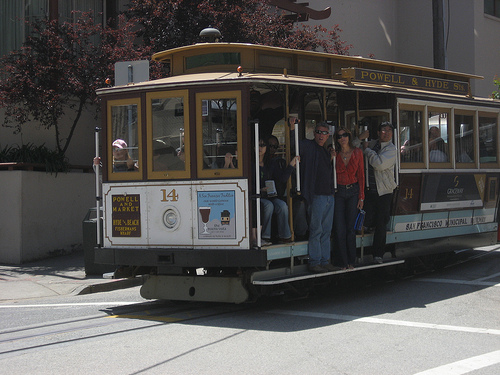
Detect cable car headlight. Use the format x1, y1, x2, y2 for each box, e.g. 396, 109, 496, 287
163, 207, 180, 231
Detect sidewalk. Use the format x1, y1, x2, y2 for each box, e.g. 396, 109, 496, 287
0, 251, 143, 302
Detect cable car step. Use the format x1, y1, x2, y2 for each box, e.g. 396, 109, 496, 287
251, 259, 405, 286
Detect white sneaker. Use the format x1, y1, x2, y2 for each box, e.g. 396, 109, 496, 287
261, 239, 272, 247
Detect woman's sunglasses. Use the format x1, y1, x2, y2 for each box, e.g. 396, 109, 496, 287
336, 133, 349, 139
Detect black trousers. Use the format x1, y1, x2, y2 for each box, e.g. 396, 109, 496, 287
364, 189, 393, 258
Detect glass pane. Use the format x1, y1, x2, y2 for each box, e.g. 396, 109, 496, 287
325, 90, 338, 124
485, 0, 494, 15
111, 104, 139, 173
186, 52, 240, 70
0, 2, 24, 57
59, 0, 104, 23
428, 110, 449, 163
24, 0, 48, 39
304, 92, 323, 140
454, 114, 474, 163
479, 116, 498, 163
151, 97, 186, 171
201, 98, 238, 169
400, 109, 423, 163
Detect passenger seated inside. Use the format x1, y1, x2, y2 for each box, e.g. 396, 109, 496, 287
177, 147, 186, 163
153, 139, 184, 171
428, 126, 448, 162
212, 144, 237, 169
258, 137, 299, 244
93, 139, 138, 172
268, 134, 308, 240
112, 139, 138, 172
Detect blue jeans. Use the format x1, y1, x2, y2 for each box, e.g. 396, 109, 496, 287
307, 195, 335, 266
261, 199, 274, 239
334, 184, 359, 267
272, 198, 291, 239
261, 198, 292, 239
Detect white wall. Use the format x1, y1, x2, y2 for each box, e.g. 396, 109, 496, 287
310, 0, 397, 59
395, 0, 434, 68
0, 102, 98, 263
0, 171, 95, 264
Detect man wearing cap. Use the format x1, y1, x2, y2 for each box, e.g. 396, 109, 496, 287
362, 122, 397, 263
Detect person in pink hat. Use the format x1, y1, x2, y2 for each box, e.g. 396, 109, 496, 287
94, 139, 137, 172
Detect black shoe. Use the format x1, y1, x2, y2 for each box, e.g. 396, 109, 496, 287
308, 264, 328, 273
321, 263, 342, 272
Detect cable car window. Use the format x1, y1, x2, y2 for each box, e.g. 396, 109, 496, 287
147, 91, 190, 179
479, 114, 498, 164
107, 98, 142, 180
196, 91, 242, 178
428, 110, 450, 164
400, 108, 424, 164
186, 52, 240, 70
454, 113, 475, 164
304, 91, 323, 139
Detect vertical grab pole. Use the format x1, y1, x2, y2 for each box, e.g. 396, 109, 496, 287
294, 118, 301, 193
364, 124, 369, 189
331, 123, 337, 190
94, 127, 102, 247
333, 156, 337, 190
254, 121, 261, 248
361, 124, 368, 262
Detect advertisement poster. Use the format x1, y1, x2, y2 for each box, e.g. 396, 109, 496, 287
420, 174, 484, 211
197, 190, 236, 239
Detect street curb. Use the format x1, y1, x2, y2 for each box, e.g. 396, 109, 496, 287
75, 275, 145, 295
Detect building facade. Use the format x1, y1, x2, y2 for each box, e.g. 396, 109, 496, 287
296, 0, 500, 98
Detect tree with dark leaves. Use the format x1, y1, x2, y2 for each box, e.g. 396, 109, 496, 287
125, 0, 350, 55
0, 12, 151, 156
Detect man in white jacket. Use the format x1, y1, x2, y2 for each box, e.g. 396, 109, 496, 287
362, 122, 397, 263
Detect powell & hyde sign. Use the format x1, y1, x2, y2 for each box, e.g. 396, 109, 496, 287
341, 67, 470, 96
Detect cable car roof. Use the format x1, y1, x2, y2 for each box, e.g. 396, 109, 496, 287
152, 42, 483, 83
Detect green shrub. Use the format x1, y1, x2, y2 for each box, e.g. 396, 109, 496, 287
0, 143, 69, 173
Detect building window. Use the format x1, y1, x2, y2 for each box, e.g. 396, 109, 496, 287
0, 1, 126, 58
0, 1, 48, 58
485, 0, 500, 18
59, 0, 104, 24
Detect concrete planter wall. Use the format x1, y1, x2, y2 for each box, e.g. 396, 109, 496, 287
0, 170, 95, 264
